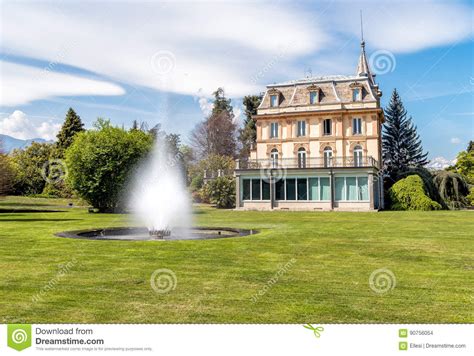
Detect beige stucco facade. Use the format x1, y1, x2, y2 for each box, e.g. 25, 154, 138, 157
235, 41, 385, 211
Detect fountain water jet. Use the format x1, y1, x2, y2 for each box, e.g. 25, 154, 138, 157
128, 137, 191, 239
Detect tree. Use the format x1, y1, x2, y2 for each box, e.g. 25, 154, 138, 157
10, 142, 54, 195
0, 139, 14, 196
448, 141, 474, 184
65, 119, 153, 212
191, 88, 237, 158
382, 89, 429, 185
432, 170, 469, 209
56, 108, 84, 154
238, 94, 262, 159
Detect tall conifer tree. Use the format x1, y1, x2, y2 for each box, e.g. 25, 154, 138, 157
382, 89, 429, 182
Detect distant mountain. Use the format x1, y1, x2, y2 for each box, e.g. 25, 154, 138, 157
0, 134, 53, 153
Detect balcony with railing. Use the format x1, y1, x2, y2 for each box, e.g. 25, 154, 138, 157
236, 156, 379, 170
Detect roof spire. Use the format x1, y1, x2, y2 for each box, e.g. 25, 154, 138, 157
356, 10, 373, 83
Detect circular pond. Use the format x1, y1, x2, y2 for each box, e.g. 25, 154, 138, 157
55, 227, 257, 241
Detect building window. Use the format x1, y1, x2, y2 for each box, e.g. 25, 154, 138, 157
353, 145, 363, 167
242, 178, 271, 201
242, 179, 251, 200
275, 179, 285, 200
270, 148, 279, 167
353, 118, 362, 135
310, 91, 318, 104
297, 178, 308, 200
272, 177, 330, 201
352, 88, 361, 101
262, 180, 271, 200
334, 176, 369, 201
270, 122, 279, 138
323, 119, 331, 135
323, 146, 332, 167
270, 94, 279, 107
297, 147, 306, 168
297, 120, 306, 136
286, 179, 296, 200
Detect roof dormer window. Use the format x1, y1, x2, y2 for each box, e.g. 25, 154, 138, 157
270, 94, 279, 107
352, 88, 362, 101
307, 84, 321, 105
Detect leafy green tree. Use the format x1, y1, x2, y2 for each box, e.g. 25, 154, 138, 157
383, 89, 429, 185
432, 170, 469, 209
238, 94, 262, 159
10, 142, 54, 195
65, 119, 153, 212
203, 176, 236, 208
56, 108, 84, 154
191, 88, 237, 158
448, 142, 474, 184
0, 140, 14, 196
389, 175, 441, 211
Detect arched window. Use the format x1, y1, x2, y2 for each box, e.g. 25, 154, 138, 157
270, 148, 279, 168
323, 147, 332, 167
297, 147, 306, 168
353, 145, 363, 167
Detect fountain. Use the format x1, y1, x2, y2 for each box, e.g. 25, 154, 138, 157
128, 137, 191, 239
55, 137, 257, 241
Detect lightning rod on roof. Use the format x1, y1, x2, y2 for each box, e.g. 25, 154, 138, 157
360, 10, 364, 43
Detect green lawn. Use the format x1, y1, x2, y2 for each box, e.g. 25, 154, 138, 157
0, 196, 472, 323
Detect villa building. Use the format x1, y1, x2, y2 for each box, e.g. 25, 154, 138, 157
235, 40, 384, 211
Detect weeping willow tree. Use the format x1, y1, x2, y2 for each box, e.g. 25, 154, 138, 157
433, 170, 469, 209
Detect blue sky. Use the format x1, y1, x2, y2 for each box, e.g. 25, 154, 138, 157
0, 0, 473, 166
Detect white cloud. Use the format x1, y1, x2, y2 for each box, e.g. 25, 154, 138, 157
0, 61, 125, 106
450, 137, 461, 144
427, 156, 456, 170
0, 0, 471, 106
0, 110, 61, 140
330, 1, 473, 53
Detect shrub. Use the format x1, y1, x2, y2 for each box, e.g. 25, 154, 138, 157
65, 119, 153, 212
188, 154, 235, 191
389, 175, 442, 211
203, 176, 235, 209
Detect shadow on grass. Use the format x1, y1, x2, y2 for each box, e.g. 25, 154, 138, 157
0, 209, 65, 213
0, 218, 81, 222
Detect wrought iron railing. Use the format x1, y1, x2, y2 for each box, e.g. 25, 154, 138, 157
236, 156, 379, 170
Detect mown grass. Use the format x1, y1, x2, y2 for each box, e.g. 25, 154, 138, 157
0, 196, 472, 323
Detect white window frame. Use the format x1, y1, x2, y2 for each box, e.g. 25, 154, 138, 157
310, 91, 318, 104
297, 148, 306, 168
354, 146, 363, 167
352, 88, 361, 101
270, 149, 279, 168
323, 119, 331, 135
270, 94, 278, 107
270, 122, 279, 138
323, 147, 333, 167
334, 176, 369, 202
297, 120, 306, 137
352, 118, 362, 135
